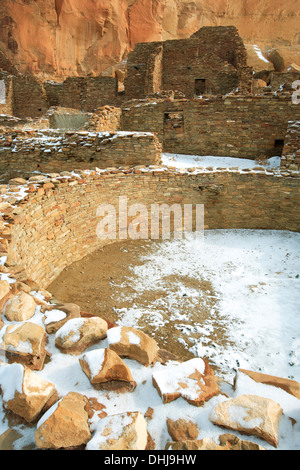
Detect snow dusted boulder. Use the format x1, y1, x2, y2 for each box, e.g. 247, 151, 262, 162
235, 368, 300, 399
107, 326, 159, 366
55, 317, 107, 355
4, 291, 36, 322
86, 411, 148, 450
79, 348, 136, 392
41, 302, 81, 334
209, 394, 283, 447
0, 362, 58, 423
152, 358, 219, 406
2, 322, 47, 370
35, 392, 91, 449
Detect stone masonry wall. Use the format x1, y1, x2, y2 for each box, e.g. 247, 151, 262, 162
0, 130, 162, 174
11, 75, 49, 119
4, 168, 300, 289
122, 94, 300, 159
124, 26, 252, 101
44, 76, 120, 113
281, 120, 300, 171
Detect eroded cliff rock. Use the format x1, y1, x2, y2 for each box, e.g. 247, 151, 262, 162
0, 0, 299, 79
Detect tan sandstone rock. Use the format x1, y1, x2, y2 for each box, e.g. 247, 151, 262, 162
1, 0, 299, 80
55, 316, 108, 354
35, 392, 91, 449
2, 322, 47, 370
0, 362, 58, 422
41, 302, 81, 334
4, 291, 36, 322
107, 326, 159, 366
152, 358, 219, 406
0, 280, 10, 302
166, 433, 265, 450
209, 394, 283, 447
235, 368, 300, 399
79, 348, 136, 392
86, 411, 148, 450
166, 438, 230, 450
166, 418, 199, 441
218, 433, 265, 450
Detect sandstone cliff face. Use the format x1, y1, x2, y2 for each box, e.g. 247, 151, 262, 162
0, 0, 299, 79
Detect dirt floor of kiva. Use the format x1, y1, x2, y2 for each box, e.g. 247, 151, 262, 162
49, 239, 234, 365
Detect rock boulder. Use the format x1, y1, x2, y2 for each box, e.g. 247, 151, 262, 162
4, 291, 36, 322
86, 411, 148, 450
55, 316, 107, 354
0, 362, 58, 422
35, 392, 92, 449
79, 348, 136, 392
107, 326, 159, 366
2, 322, 48, 370
209, 394, 283, 447
152, 358, 219, 406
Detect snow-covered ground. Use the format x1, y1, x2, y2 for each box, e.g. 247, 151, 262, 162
161, 153, 281, 171
0, 229, 299, 450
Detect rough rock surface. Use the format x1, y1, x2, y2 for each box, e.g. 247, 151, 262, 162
107, 326, 159, 366
2, 322, 47, 370
0, 280, 10, 302
86, 411, 148, 450
235, 368, 300, 399
55, 316, 108, 354
166, 433, 265, 450
0, 362, 58, 422
0, 0, 299, 79
152, 358, 219, 406
4, 291, 36, 322
166, 418, 198, 441
209, 394, 283, 447
35, 392, 91, 449
41, 302, 81, 334
79, 348, 136, 392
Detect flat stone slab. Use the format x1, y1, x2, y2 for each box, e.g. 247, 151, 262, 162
152, 357, 219, 406
209, 394, 283, 447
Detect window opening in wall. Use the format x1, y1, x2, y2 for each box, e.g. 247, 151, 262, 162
195, 78, 206, 96
274, 139, 285, 156
164, 112, 184, 138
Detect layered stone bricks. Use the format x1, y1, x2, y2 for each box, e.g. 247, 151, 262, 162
122, 94, 300, 160
125, 26, 252, 101
4, 168, 300, 290
281, 121, 300, 171
0, 130, 162, 174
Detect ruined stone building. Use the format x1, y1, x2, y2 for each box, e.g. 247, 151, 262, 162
124, 26, 253, 100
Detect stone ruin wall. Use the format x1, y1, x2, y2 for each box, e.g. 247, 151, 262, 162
124, 26, 253, 101
0, 73, 121, 119
3, 169, 300, 290
122, 95, 300, 160
0, 129, 162, 175
281, 120, 300, 171
44, 77, 120, 113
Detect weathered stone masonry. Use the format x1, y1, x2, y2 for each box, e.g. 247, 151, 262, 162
0, 130, 162, 174
4, 169, 300, 290
122, 94, 300, 159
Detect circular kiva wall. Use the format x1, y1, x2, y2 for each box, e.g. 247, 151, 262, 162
5, 168, 300, 289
